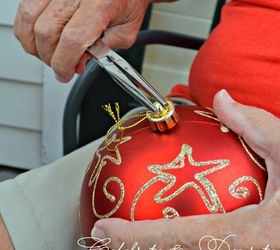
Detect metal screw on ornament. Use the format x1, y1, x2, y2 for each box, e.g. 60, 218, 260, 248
87, 39, 179, 132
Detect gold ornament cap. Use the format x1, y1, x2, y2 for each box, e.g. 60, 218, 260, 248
146, 99, 179, 132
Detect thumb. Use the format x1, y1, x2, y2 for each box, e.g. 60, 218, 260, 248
91, 218, 183, 249
213, 89, 280, 162
91, 210, 254, 250
213, 90, 280, 198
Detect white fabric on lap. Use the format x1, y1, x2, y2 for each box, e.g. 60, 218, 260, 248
0, 137, 104, 250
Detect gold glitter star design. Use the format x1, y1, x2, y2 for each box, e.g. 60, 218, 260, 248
130, 144, 230, 220
88, 133, 131, 218
88, 133, 131, 187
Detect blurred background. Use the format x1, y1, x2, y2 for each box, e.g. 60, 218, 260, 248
0, 0, 217, 174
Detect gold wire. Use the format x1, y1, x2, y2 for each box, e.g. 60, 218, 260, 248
103, 102, 148, 152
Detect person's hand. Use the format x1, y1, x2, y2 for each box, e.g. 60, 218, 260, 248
90, 89, 280, 249
14, 0, 150, 82
14, 0, 174, 82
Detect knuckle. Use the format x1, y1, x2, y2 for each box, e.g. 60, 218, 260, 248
60, 30, 84, 49
18, 2, 37, 24
20, 41, 38, 56
34, 20, 50, 41
24, 47, 38, 57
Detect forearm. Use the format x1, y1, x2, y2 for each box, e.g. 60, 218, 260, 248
0, 216, 14, 250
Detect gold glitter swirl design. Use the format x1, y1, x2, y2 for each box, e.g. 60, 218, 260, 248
238, 137, 266, 171
194, 109, 266, 171
229, 176, 263, 201
130, 144, 230, 221
103, 176, 125, 203
194, 110, 229, 133
162, 207, 180, 219
89, 134, 131, 218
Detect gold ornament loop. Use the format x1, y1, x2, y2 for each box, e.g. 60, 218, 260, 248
103, 102, 147, 152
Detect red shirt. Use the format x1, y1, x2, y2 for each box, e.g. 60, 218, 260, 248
171, 0, 280, 117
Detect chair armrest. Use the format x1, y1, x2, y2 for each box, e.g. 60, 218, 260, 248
133, 30, 205, 50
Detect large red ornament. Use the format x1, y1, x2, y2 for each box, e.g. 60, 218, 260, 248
80, 105, 267, 239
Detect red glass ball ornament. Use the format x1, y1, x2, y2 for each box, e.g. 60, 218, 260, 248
80, 105, 267, 239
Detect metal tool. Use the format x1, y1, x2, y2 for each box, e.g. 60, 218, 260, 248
87, 39, 169, 113
87, 39, 179, 131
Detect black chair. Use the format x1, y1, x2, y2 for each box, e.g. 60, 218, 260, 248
63, 0, 227, 155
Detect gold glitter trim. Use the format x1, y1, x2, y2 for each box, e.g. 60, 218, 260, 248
103, 177, 125, 203
162, 207, 180, 219
85, 156, 94, 174
130, 144, 230, 221
238, 137, 266, 171
194, 110, 229, 133
89, 134, 131, 219
195, 110, 266, 171
229, 176, 263, 201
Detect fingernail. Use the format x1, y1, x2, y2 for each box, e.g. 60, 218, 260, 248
91, 226, 106, 239
219, 89, 235, 104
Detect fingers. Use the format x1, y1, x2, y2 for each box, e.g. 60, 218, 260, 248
51, 0, 114, 82
91, 218, 186, 249
14, 0, 108, 81
213, 89, 280, 161
75, 53, 91, 75
102, 0, 149, 48
214, 90, 280, 198
14, 0, 51, 56
102, 3, 147, 49
51, 0, 147, 81
91, 209, 259, 250
92, 218, 180, 249
34, 0, 80, 65
102, 23, 139, 49
15, 0, 147, 82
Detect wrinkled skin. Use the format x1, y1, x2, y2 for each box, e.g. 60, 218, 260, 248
14, 0, 175, 82
91, 90, 280, 250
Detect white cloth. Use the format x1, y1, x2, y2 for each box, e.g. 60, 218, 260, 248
0, 137, 104, 250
